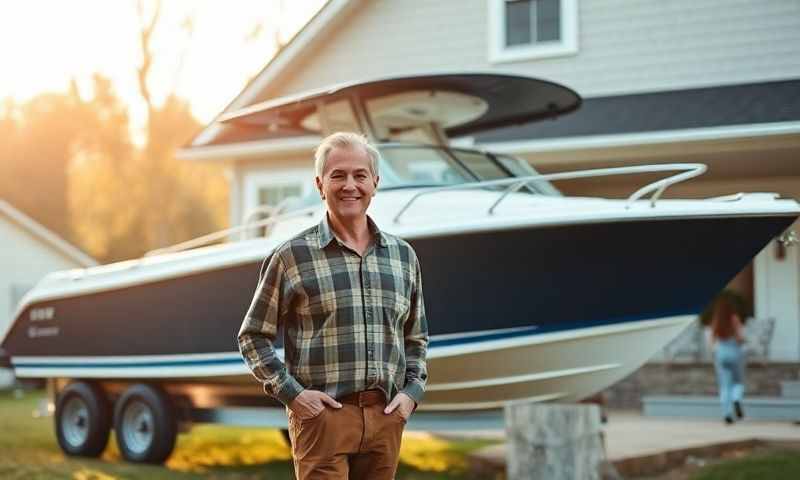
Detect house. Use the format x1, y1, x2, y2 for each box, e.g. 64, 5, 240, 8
0, 200, 97, 342
179, 0, 800, 380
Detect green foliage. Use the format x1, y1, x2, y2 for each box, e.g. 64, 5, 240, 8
67, 88, 228, 263
690, 450, 800, 480
1, 75, 228, 264
0, 82, 89, 244
698, 289, 752, 326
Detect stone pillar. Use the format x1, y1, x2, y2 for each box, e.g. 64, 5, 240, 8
505, 402, 608, 480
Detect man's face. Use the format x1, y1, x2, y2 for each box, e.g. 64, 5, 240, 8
315, 145, 379, 222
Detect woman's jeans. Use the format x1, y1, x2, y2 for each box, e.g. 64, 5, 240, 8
714, 339, 745, 418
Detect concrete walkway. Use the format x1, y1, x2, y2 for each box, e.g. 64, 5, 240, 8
604, 410, 800, 459
459, 409, 800, 477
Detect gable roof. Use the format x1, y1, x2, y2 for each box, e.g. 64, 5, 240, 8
187, 0, 360, 150
0, 200, 98, 268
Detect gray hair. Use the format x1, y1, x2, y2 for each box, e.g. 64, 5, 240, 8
314, 132, 380, 178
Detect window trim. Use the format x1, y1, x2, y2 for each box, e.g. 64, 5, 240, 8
243, 169, 313, 217
488, 0, 579, 64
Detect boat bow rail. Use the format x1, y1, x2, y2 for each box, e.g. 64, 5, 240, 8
393, 163, 708, 223
144, 162, 768, 257
144, 204, 319, 257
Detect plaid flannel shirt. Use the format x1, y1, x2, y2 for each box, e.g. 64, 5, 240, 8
237, 215, 428, 406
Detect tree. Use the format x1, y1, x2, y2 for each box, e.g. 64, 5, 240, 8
130, 0, 228, 254
3, 0, 230, 264
0, 81, 91, 244
68, 90, 227, 262
66, 1, 228, 263
67, 75, 139, 261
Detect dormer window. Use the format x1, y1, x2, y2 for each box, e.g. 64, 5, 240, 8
489, 0, 578, 63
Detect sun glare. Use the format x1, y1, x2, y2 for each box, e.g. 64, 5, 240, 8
0, 0, 325, 129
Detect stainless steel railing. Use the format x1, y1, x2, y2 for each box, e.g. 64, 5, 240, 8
392, 163, 707, 223
144, 203, 318, 257
145, 163, 707, 256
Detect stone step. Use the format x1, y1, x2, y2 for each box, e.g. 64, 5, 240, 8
781, 380, 800, 398
643, 395, 800, 421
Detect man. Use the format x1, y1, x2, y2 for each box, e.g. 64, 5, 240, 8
238, 132, 428, 479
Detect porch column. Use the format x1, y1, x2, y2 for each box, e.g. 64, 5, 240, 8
754, 220, 800, 361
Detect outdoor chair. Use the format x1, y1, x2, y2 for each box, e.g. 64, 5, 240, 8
742, 316, 775, 364
662, 318, 707, 363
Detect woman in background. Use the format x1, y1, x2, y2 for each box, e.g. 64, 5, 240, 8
710, 296, 746, 424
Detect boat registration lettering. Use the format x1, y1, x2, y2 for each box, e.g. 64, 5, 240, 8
28, 326, 60, 338
30, 307, 56, 322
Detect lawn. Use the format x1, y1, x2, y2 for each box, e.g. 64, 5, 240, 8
688, 449, 800, 480
0, 389, 500, 479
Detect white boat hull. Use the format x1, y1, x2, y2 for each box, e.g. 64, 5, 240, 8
12, 315, 693, 411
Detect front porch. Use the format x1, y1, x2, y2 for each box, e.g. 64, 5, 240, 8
604, 360, 800, 413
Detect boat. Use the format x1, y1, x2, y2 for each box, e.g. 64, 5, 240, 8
2, 73, 798, 462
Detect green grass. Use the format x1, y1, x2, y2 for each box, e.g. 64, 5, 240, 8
0, 389, 499, 479
689, 450, 800, 480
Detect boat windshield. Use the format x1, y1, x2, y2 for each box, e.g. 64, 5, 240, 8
280, 146, 561, 214
377, 145, 561, 196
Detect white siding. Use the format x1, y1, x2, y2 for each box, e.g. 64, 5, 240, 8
0, 219, 83, 341
754, 220, 800, 361
227, 165, 245, 229
268, 0, 800, 99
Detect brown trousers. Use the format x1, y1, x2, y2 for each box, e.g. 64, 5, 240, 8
286, 400, 406, 479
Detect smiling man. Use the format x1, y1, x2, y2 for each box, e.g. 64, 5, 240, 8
238, 132, 428, 479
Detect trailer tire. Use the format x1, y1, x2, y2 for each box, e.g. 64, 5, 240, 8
55, 381, 111, 457
114, 384, 177, 464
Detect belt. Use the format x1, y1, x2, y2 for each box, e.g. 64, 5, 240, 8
337, 389, 385, 407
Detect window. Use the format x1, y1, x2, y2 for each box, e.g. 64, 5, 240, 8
488, 0, 578, 63
376, 146, 564, 197
495, 154, 562, 196
379, 147, 474, 188
243, 169, 316, 224
243, 173, 313, 238
453, 150, 509, 181
258, 184, 303, 208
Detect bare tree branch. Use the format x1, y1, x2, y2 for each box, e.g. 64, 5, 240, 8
275, 0, 287, 49
170, 10, 197, 95
136, 0, 161, 119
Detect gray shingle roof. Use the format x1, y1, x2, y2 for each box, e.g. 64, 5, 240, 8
474, 79, 800, 143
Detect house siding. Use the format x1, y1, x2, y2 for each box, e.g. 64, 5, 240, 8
265, 0, 800, 101
0, 219, 84, 341
755, 219, 800, 362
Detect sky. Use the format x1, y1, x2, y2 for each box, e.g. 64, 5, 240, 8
0, 0, 325, 138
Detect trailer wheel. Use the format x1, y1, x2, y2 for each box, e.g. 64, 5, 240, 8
55, 381, 111, 457
114, 384, 177, 463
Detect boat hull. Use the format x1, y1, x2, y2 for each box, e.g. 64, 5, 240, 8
3, 213, 796, 409
422, 315, 694, 410
11, 315, 693, 412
